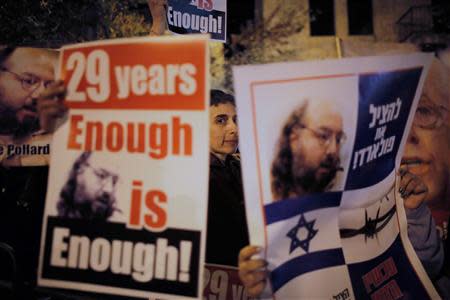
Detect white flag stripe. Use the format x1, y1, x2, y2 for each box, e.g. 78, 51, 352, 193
267, 207, 342, 268
274, 265, 354, 300
340, 186, 400, 263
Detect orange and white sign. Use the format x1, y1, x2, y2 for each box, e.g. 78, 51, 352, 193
38, 35, 209, 300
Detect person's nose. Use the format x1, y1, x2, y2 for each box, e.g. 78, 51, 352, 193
102, 177, 115, 194
29, 81, 47, 100
407, 125, 420, 145
227, 119, 238, 136
326, 136, 339, 155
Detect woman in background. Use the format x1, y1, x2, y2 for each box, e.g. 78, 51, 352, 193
206, 90, 249, 266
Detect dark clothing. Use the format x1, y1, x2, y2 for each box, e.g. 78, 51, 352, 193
445, 218, 450, 275
436, 216, 450, 299
0, 167, 143, 300
206, 153, 249, 266
442, 216, 450, 277
0, 166, 48, 299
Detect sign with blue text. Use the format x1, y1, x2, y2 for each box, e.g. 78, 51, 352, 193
233, 53, 440, 299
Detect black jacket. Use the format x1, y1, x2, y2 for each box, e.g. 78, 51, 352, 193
206, 153, 249, 266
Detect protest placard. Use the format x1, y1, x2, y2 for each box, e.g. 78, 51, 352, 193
167, 0, 227, 42
203, 264, 254, 300
38, 35, 209, 300
233, 53, 440, 299
341, 41, 450, 287
0, 47, 58, 166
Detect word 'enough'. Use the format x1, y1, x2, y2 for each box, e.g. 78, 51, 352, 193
167, 7, 223, 34
50, 227, 193, 283
67, 115, 192, 159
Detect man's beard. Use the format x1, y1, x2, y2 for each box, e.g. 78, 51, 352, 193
75, 193, 117, 220
291, 153, 341, 194
0, 103, 40, 138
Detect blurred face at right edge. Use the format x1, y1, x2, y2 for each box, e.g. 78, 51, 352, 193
401, 59, 450, 214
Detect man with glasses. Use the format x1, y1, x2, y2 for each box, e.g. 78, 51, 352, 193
0, 46, 57, 166
0, 47, 56, 138
57, 151, 121, 220
240, 75, 446, 299
271, 99, 345, 200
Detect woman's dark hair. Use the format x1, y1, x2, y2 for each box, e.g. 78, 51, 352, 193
210, 89, 235, 107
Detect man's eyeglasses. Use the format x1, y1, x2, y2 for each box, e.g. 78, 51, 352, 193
299, 124, 347, 147
84, 163, 119, 186
413, 95, 449, 130
0, 67, 54, 93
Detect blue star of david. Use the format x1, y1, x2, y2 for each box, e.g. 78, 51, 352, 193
286, 213, 318, 254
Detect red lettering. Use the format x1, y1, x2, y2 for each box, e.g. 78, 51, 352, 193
128, 181, 167, 231
127, 123, 145, 153
172, 116, 192, 155
144, 190, 167, 229
67, 115, 84, 149
371, 280, 402, 300
85, 121, 103, 151
129, 180, 143, 227
149, 123, 168, 159
106, 122, 124, 152
197, 0, 213, 11
65, 116, 192, 158
363, 257, 397, 293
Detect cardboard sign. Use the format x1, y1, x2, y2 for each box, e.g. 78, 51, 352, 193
38, 35, 209, 300
233, 53, 440, 299
203, 264, 255, 300
167, 0, 227, 43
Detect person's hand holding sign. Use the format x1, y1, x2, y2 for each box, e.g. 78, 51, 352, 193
37, 80, 68, 133
148, 0, 168, 36
238, 170, 431, 299
398, 166, 428, 209
238, 245, 268, 298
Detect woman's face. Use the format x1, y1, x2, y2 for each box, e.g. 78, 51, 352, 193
209, 102, 239, 159
402, 61, 450, 207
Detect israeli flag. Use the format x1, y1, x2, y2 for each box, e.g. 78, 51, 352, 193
264, 192, 354, 299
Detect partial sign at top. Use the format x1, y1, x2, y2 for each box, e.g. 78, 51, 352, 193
167, 0, 227, 43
